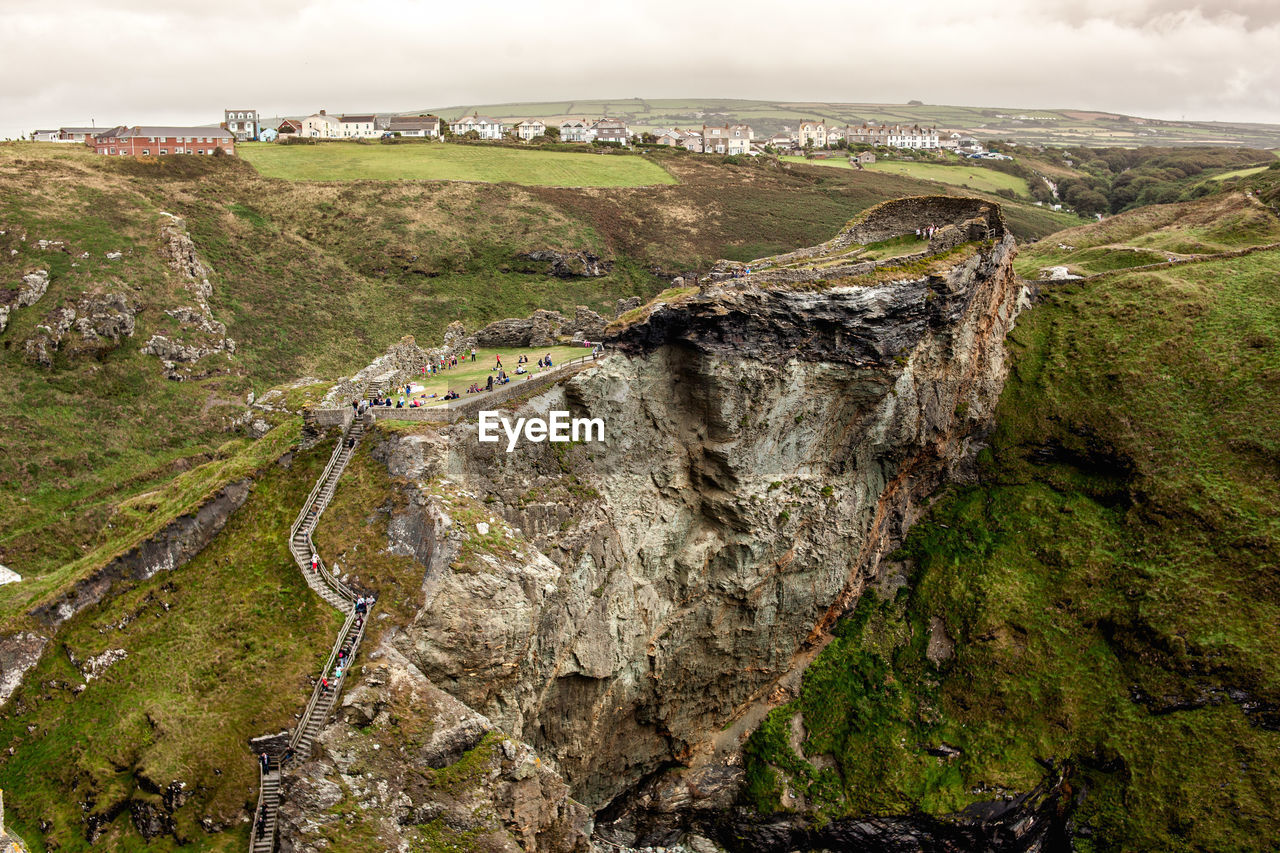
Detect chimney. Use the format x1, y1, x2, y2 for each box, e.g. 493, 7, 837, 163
320, 109, 326, 116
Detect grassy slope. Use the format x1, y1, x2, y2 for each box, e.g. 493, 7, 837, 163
238, 141, 676, 187
1015, 192, 1280, 276
743, 212, 1280, 848
780, 155, 1033, 197
0, 438, 342, 851
0, 139, 1113, 847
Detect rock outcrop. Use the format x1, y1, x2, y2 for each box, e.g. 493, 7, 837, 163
30, 478, 252, 630
0, 631, 50, 707
288, 197, 1040, 849
145, 214, 235, 379
474, 306, 607, 347
517, 249, 613, 278
276, 638, 591, 853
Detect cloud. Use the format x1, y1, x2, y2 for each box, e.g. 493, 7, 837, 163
1, 0, 1277, 139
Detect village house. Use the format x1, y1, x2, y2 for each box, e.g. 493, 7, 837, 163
32, 130, 60, 142
57, 127, 106, 143
276, 119, 303, 136
559, 118, 593, 143
654, 128, 700, 151
855, 151, 876, 164
763, 133, 794, 151
89, 126, 235, 156
591, 118, 629, 145
388, 115, 443, 137
339, 114, 380, 138
846, 123, 940, 149
223, 109, 259, 141
797, 120, 827, 148
825, 125, 845, 146
701, 124, 753, 155
450, 114, 505, 139
511, 119, 546, 141
302, 110, 341, 138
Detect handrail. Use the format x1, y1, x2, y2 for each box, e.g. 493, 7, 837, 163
289, 417, 354, 535
252, 414, 373, 852
287, 607, 358, 753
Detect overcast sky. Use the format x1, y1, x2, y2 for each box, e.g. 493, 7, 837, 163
3, 0, 1279, 139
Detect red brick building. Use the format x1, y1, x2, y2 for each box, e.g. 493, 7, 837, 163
89, 126, 235, 156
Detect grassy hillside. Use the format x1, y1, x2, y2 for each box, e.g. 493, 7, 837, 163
1015, 191, 1280, 277
743, 182, 1280, 850
0, 140, 1081, 846
238, 141, 676, 187
780, 155, 1034, 197
411, 98, 1280, 148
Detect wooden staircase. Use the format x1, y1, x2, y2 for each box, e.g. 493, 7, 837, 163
249, 413, 373, 852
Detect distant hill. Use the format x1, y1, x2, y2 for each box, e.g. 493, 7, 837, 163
403, 98, 1280, 148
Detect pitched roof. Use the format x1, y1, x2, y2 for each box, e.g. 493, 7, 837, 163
340, 114, 377, 123
388, 115, 441, 129
59, 127, 105, 134
110, 126, 234, 139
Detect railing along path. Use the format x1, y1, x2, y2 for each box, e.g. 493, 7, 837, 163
250, 413, 374, 852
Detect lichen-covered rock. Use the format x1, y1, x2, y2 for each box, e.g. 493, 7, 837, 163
276, 639, 591, 853
614, 296, 642, 318
75, 292, 137, 344
0, 631, 49, 707
23, 305, 76, 366
387, 220, 1025, 812
17, 269, 49, 307
563, 305, 607, 341
517, 249, 613, 278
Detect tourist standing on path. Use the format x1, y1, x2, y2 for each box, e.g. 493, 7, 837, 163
471, 347, 476, 362
259, 752, 270, 773
311, 553, 319, 572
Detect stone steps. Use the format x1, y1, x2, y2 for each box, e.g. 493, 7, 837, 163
250, 421, 373, 851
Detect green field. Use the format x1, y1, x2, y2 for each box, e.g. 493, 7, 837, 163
392, 345, 592, 404
1209, 164, 1270, 181
780, 155, 1030, 197
238, 142, 676, 187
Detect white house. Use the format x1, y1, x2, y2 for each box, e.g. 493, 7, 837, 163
301, 110, 341, 139
450, 114, 505, 139
701, 124, 753, 155
511, 119, 546, 141
797, 121, 827, 148
885, 124, 940, 149
559, 119, 594, 143
339, 114, 380, 138
32, 130, 60, 142
388, 115, 443, 137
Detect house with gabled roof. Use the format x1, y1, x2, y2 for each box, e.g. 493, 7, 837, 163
339, 114, 379, 138
511, 119, 546, 141
559, 118, 593, 143
450, 114, 505, 139
591, 118, 629, 145
797, 120, 827, 148
388, 115, 443, 137
302, 110, 341, 139
89, 126, 234, 156
701, 124, 753, 155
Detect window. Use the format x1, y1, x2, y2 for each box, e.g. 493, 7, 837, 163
143, 149, 150, 155
160, 149, 167, 155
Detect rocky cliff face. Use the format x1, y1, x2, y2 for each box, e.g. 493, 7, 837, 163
285, 198, 1034, 848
